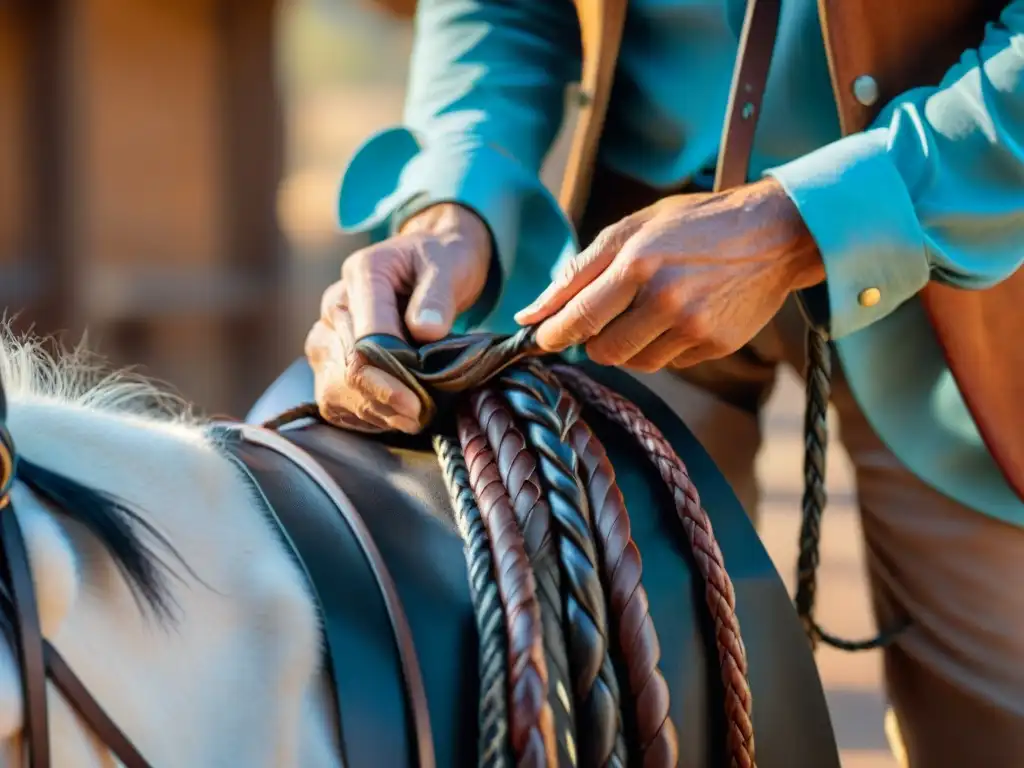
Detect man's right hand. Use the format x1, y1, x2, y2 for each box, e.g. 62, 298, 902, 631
305, 202, 492, 433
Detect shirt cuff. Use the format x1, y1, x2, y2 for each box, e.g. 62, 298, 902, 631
765, 128, 931, 339
338, 126, 577, 334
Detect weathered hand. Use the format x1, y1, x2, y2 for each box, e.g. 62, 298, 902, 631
514, 178, 824, 372
306, 203, 492, 432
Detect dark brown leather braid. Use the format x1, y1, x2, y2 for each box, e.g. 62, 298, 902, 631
433, 435, 513, 768
796, 328, 829, 651
500, 365, 627, 768
457, 410, 558, 766
798, 329, 907, 652
552, 364, 755, 768
566, 418, 679, 768
470, 391, 577, 767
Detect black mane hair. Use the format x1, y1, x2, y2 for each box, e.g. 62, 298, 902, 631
17, 459, 181, 621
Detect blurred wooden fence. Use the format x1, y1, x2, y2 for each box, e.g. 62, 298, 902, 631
0, 0, 286, 414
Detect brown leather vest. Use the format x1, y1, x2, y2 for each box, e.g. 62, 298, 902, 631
560, 0, 1024, 500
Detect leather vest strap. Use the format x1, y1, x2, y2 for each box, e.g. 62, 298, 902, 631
561, 0, 629, 225
714, 0, 782, 191
563, 0, 783, 221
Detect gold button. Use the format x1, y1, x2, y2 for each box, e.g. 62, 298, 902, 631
858, 287, 881, 307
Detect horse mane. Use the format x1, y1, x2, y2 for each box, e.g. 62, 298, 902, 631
0, 326, 199, 621
0, 328, 198, 424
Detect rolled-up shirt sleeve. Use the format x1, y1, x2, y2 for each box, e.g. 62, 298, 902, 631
336, 0, 582, 333
767, 4, 1024, 339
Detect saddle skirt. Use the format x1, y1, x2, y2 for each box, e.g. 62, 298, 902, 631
221, 358, 841, 768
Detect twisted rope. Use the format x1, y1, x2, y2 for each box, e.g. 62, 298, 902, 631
566, 418, 679, 767
470, 391, 577, 767
264, 329, 771, 765
501, 366, 626, 768
457, 412, 558, 765
797, 328, 908, 652
553, 365, 755, 768
433, 436, 512, 768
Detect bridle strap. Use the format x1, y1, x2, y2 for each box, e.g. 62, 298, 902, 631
1, 508, 50, 767
0, 477, 152, 766
44, 642, 151, 768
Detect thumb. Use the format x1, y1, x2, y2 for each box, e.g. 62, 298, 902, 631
405, 255, 459, 343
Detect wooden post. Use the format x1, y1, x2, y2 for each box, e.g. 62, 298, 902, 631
0, 0, 285, 414
0, 0, 70, 332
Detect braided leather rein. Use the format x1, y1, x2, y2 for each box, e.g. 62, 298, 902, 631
267, 327, 758, 768
797, 328, 908, 652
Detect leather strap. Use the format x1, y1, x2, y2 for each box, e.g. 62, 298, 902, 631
45, 643, 151, 767
0, 500, 152, 768
1, 508, 50, 767
222, 423, 436, 768
714, 0, 782, 191
561, 0, 783, 216
560, 0, 630, 225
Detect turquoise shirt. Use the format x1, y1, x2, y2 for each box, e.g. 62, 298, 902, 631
337, 0, 1024, 523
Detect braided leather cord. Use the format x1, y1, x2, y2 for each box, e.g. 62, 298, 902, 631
795, 329, 829, 651
566, 418, 679, 767
470, 391, 578, 768
501, 366, 627, 768
553, 365, 755, 768
797, 329, 905, 652
458, 411, 558, 766
433, 436, 513, 768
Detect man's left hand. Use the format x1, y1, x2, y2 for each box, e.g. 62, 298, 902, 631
514, 178, 825, 371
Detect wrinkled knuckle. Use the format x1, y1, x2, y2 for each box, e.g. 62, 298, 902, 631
570, 303, 601, 338
342, 248, 373, 278
592, 223, 628, 255
555, 255, 583, 287
681, 308, 715, 341
588, 226, 613, 254
648, 287, 680, 316
614, 251, 642, 281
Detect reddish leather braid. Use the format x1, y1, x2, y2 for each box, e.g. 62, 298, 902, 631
457, 411, 558, 766
500, 366, 626, 768
567, 418, 680, 768
471, 390, 577, 765
554, 365, 756, 768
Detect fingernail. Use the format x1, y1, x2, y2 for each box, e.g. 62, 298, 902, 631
361, 369, 421, 419
388, 415, 422, 434
416, 308, 444, 329
391, 391, 422, 420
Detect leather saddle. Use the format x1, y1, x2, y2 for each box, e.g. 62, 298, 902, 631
223, 357, 840, 768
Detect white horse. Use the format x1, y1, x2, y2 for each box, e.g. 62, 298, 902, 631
0, 332, 342, 767
0, 329, 851, 768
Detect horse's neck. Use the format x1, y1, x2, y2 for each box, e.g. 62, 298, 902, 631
0, 399, 341, 767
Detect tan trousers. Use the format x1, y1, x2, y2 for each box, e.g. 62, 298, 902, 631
631, 300, 1024, 768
